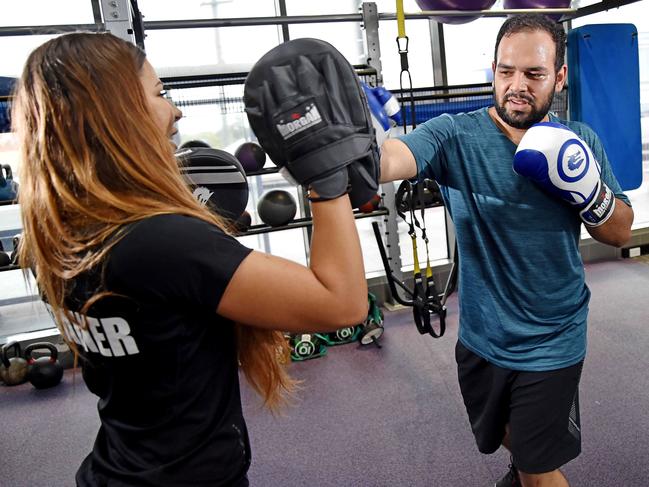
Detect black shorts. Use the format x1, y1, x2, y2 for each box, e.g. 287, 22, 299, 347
455, 340, 583, 474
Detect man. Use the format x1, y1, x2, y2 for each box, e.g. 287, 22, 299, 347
378, 14, 633, 487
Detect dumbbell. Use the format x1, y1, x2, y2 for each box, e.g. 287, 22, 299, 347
24, 342, 64, 389
0, 341, 29, 386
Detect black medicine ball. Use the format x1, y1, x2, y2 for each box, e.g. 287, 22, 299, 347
257, 190, 297, 227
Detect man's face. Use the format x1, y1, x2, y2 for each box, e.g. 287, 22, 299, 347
492, 30, 566, 129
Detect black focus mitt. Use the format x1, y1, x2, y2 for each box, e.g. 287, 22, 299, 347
243, 38, 380, 208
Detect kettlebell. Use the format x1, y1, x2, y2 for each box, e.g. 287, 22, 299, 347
0, 341, 29, 386
0, 249, 10, 267
10, 233, 21, 266
24, 342, 64, 389
0, 164, 19, 202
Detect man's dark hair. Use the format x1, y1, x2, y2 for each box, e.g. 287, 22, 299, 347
494, 14, 567, 73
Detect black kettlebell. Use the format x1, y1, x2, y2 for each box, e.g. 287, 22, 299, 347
10, 233, 21, 266
0, 164, 18, 202
0, 250, 10, 267
24, 342, 64, 389
0, 341, 29, 386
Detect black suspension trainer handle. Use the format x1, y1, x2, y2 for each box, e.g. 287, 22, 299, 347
413, 296, 447, 339
372, 221, 414, 307
372, 220, 447, 339
411, 270, 447, 339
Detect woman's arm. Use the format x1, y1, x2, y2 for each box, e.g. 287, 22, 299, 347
217, 194, 368, 332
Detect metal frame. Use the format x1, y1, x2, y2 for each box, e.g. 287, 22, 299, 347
0, 0, 643, 309
361, 2, 383, 85
0, 0, 641, 37
99, 0, 135, 43
360, 3, 404, 287
426, 20, 457, 268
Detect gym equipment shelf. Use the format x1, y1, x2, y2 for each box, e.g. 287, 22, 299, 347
239, 208, 389, 236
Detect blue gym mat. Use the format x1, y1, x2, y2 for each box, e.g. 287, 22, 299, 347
568, 24, 643, 191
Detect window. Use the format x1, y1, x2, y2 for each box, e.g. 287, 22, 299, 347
443, 16, 505, 85
375, 0, 436, 90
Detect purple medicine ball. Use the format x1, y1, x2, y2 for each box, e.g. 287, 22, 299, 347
503, 0, 571, 21
415, 0, 497, 25
235, 142, 267, 174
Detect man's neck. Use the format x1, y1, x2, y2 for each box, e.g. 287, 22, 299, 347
488, 106, 549, 145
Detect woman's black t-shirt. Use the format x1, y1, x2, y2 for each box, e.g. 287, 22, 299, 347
63, 214, 253, 487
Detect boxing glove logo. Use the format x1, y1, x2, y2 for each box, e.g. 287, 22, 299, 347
557, 138, 591, 184
567, 152, 584, 171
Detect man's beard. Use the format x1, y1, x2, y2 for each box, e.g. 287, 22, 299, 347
493, 87, 554, 129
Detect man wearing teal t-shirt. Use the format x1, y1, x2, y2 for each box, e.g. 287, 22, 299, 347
379, 14, 633, 487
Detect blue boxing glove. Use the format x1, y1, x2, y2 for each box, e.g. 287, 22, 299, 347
361, 83, 402, 147
513, 122, 615, 227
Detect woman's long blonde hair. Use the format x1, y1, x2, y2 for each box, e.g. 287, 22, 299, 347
13, 32, 295, 410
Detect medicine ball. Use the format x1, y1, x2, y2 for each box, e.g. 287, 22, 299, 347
359, 193, 381, 214
235, 142, 267, 174
415, 0, 497, 24
502, 0, 570, 20
179, 139, 212, 149
257, 190, 297, 227
176, 147, 249, 220
234, 210, 252, 233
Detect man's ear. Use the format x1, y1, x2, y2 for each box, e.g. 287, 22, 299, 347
555, 64, 567, 92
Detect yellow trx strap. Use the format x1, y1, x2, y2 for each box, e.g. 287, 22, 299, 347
396, 0, 406, 38
395, 0, 416, 131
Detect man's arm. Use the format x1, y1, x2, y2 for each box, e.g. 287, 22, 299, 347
513, 123, 633, 246
379, 139, 418, 183
586, 199, 633, 247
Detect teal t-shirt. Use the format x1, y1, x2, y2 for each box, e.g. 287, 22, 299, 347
399, 107, 629, 371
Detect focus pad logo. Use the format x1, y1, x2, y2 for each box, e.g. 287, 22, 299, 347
557, 138, 590, 183
193, 187, 213, 206
275, 101, 323, 140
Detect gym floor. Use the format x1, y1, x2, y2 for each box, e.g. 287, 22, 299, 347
1, 258, 649, 486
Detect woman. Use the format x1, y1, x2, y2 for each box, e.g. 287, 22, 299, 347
13, 33, 367, 486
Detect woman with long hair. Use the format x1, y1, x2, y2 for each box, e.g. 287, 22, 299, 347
13, 32, 367, 486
